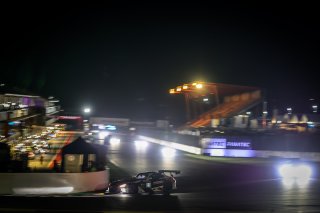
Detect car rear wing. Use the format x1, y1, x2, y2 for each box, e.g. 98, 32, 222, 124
159, 170, 181, 174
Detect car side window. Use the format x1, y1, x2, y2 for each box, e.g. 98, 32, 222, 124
136, 174, 146, 179
150, 173, 162, 179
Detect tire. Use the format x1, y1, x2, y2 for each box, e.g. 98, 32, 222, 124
128, 184, 138, 194
163, 182, 172, 196
147, 189, 154, 195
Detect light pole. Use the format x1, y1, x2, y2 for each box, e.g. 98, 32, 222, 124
262, 101, 268, 128
83, 107, 91, 131
286, 107, 292, 115
184, 93, 191, 121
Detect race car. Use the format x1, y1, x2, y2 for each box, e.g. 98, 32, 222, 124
276, 158, 314, 183
106, 170, 181, 195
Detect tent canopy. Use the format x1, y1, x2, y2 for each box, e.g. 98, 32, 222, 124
61, 136, 97, 155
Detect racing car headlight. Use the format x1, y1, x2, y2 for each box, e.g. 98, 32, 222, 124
278, 163, 313, 180
119, 184, 126, 188
99, 131, 109, 139
110, 137, 121, 145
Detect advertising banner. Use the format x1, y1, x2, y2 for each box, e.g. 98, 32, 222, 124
201, 137, 252, 150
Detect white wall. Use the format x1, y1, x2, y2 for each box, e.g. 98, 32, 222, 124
139, 135, 202, 154
0, 169, 109, 195
139, 135, 320, 162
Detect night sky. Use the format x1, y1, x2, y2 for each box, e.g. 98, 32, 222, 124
1, 3, 319, 123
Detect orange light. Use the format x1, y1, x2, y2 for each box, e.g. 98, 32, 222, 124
182, 85, 188, 90
196, 83, 203, 89
176, 86, 182, 92
169, 89, 175, 94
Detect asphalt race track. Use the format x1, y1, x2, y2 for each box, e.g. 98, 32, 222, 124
1, 139, 320, 213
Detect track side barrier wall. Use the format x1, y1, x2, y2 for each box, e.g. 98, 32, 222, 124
138, 135, 201, 155
138, 134, 320, 162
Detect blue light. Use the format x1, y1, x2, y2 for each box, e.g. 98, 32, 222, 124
308, 124, 315, 128
8, 121, 20, 126
204, 149, 255, 157
106, 125, 116, 131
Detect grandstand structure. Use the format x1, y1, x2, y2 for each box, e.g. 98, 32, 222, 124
0, 84, 61, 138
169, 82, 263, 128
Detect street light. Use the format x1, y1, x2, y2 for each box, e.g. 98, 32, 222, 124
195, 83, 203, 89
83, 107, 91, 132
84, 108, 91, 113
312, 105, 318, 113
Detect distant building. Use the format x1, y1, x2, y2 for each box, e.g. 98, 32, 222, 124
0, 85, 60, 138
0, 143, 10, 172
271, 113, 320, 132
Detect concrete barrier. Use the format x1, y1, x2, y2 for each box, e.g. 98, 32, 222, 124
0, 169, 109, 195
138, 135, 320, 162
139, 135, 201, 155
255, 150, 320, 161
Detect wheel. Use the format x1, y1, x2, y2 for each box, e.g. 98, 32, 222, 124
128, 184, 138, 194
163, 181, 172, 196
147, 189, 154, 195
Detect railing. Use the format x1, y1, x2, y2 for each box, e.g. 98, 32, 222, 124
189, 90, 262, 127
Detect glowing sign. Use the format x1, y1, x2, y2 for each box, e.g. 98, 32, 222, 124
201, 137, 251, 149
226, 142, 251, 149
203, 149, 255, 157
201, 138, 226, 149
